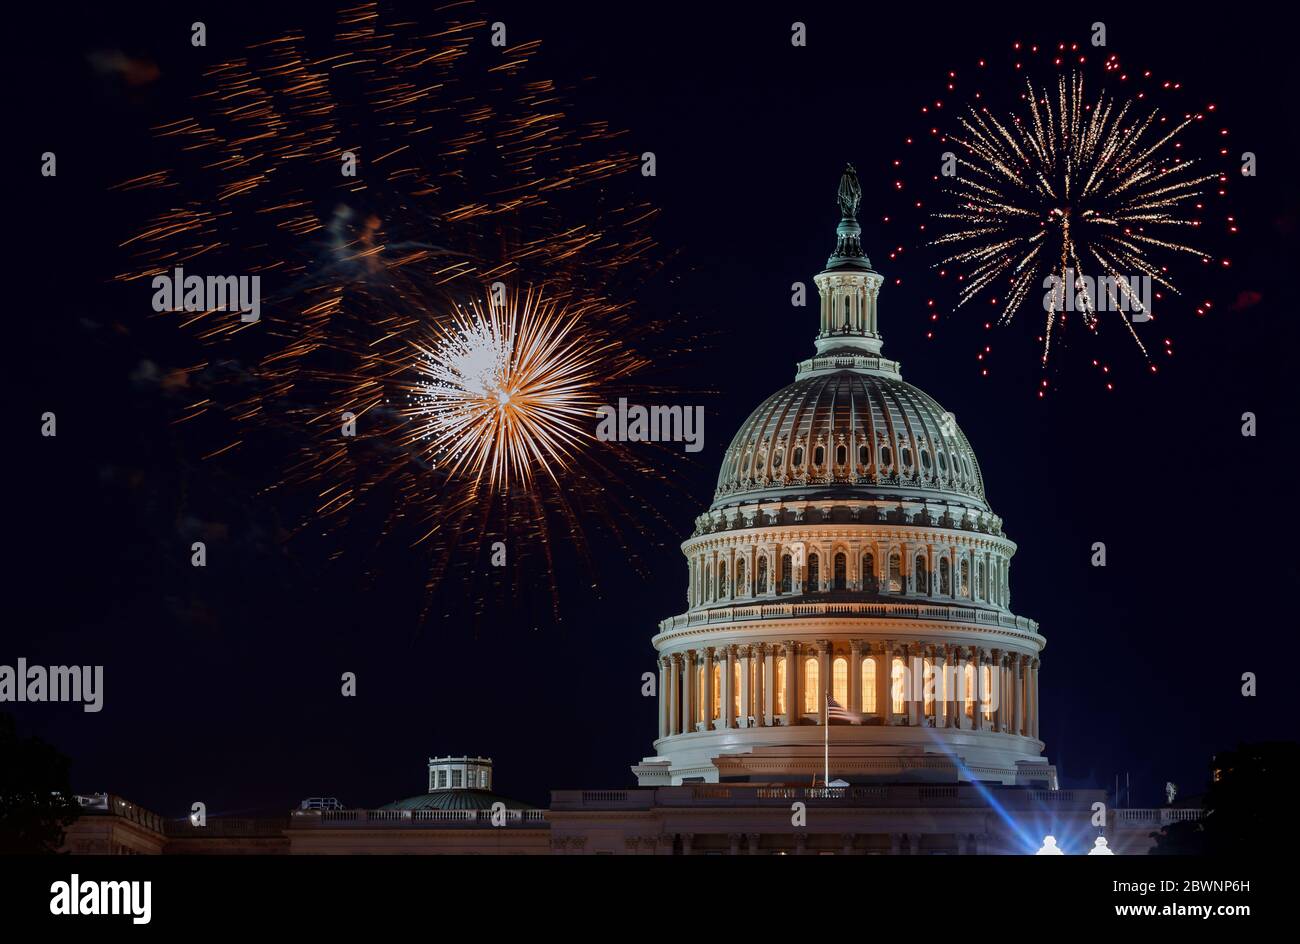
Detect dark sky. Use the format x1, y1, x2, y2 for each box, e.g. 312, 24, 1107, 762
11, 2, 1297, 817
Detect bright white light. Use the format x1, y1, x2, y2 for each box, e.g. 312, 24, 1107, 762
1087, 836, 1115, 855
1035, 835, 1064, 855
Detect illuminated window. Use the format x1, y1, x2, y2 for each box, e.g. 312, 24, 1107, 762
452, 769, 463, 788
960, 559, 970, 597
718, 561, 728, 598
891, 657, 906, 714
833, 553, 847, 590
780, 553, 792, 593
733, 662, 742, 718
736, 558, 746, 595
924, 659, 935, 717
808, 553, 820, 591
757, 555, 769, 594
697, 664, 705, 723
803, 659, 819, 713
712, 664, 721, 721
775, 657, 787, 715
981, 664, 993, 718
964, 663, 975, 718
862, 658, 877, 713
888, 552, 902, 592
833, 657, 848, 705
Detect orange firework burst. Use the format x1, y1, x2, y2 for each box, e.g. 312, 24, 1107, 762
109, 1, 696, 620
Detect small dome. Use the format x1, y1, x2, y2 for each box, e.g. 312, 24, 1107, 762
713, 370, 987, 510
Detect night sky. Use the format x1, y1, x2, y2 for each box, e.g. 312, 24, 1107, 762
12, 2, 1298, 817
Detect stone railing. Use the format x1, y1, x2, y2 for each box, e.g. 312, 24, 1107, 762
658, 600, 1037, 635
291, 807, 548, 828
555, 784, 1086, 811
1111, 808, 1205, 826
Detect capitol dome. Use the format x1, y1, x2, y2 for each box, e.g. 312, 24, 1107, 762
633, 165, 1054, 790
713, 369, 988, 511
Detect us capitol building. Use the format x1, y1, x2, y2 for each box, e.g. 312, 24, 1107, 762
634, 163, 1050, 791
64, 169, 1185, 854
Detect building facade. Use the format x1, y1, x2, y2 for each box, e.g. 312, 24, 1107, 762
635, 164, 1052, 791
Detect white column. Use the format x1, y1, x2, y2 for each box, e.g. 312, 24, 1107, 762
761, 644, 774, 726
739, 646, 752, 728
683, 650, 697, 734
878, 641, 894, 725
658, 657, 670, 739
1013, 656, 1025, 736
784, 641, 799, 725
702, 647, 715, 731
668, 655, 682, 736
722, 646, 736, 729
933, 647, 948, 729
849, 640, 863, 717
817, 641, 830, 725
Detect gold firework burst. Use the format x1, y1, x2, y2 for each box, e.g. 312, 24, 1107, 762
933, 71, 1220, 364
404, 289, 615, 492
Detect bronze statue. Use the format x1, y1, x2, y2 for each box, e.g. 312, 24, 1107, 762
837, 163, 862, 219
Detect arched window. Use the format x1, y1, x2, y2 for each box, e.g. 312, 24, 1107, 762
718, 561, 728, 598
775, 657, 787, 715
836, 444, 847, 466
915, 554, 928, 594
842, 294, 852, 328
862, 658, 877, 713
757, 555, 769, 594
833, 552, 847, 590
793, 446, 804, 467
803, 659, 819, 714
964, 662, 975, 718
862, 553, 877, 592
832, 657, 848, 706
960, 559, 970, 597
733, 662, 742, 719
814, 445, 826, 467
736, 558, 746, 595
977, 561, 987, 600
891, 657, 906, 715
808, 553, 820, 592
923, 658, 935, 718
711, 663, 721, 721
780, 553, 792, 593
940, 557, 951, 594
858, 443, 870, 467
705, 568, 713, 601
888, 552, 902, 592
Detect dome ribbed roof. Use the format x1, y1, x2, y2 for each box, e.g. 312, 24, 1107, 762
380, 789, 535, 811
712, 370, 987, 510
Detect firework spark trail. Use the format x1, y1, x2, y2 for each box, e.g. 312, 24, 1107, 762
934, 70, 1221, 366
111, 1, 697, 621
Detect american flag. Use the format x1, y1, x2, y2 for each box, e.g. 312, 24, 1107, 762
826, 694, 861, 724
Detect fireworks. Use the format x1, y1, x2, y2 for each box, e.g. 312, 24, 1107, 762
892, 45, 1234, 385
405, 289, 625, 492
111, 1, 690, 619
